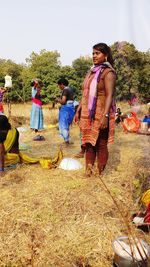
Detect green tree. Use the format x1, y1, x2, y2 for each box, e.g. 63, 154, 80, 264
0, 59, 23, 102
138, 51, 150, 102
111, 41, 147, 101
21, 66, 36, 102
25, 49, 61, 104
72, 56, 92, 100
0, 42, 149, 105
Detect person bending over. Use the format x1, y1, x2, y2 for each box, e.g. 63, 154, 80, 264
0, 115, 19, 173
57, 78, 75, 145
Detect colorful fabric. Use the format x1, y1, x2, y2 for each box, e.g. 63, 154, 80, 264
80, 67, 116, 146
4, 128, 17, 153
30, 87, 43, 130
0, 91, 4, 112
84, 63, 111, 120
85, 128, 109, 171
4, 150, 63, 169
143, 117, 150, 124
32, 98, 42, 106
0, 102, 4, 113
141, 189, 150, 207
122, 112, 141, 133
59, 103, 75, 142
0, 92, 4, 102
144, 203, 150, 223
4, 128, 63, 169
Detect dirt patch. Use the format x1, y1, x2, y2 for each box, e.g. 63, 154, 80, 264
10, 116, 30, 127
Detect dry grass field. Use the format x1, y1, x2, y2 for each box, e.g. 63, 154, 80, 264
0, 103, 150, 267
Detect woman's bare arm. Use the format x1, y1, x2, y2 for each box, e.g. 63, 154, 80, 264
100, 71, 116, 129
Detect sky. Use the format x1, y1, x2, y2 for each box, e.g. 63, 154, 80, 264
0, 0, 150, 66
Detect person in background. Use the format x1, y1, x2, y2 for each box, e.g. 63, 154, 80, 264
75, 43, 116, 176
143, 107, 150, 129
0, 115, 19, 173
115, 107, 122, 125
30, 79, 44, 140
57, 78, 75, 145
0, 87, 7, 113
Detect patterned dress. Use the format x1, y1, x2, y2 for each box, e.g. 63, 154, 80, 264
80, 68, 116, 146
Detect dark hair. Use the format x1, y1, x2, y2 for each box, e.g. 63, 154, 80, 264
30, 81, 35, 87
93, 43, 114, 66
30, 79, 42, 87
0, 115, 11, 130
57, 78, 69, 86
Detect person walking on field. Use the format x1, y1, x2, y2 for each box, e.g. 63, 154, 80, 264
57, 78, 75, 145
74, 43, 116, 176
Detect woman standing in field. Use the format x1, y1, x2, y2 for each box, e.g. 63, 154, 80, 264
75, 43, 116, 176
30, 79, 44, 140
57, 78, 75, 145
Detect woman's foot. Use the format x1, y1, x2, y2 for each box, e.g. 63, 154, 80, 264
98, 165, 105, 175
75, 146, 85, 158
85, 164, 93, 177
33, 135, 45, 141
65, 141, 69, 144
75, 150, 85, 158
63, 141, 74, 147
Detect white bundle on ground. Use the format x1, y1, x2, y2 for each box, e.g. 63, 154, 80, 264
59, 158, 82, 170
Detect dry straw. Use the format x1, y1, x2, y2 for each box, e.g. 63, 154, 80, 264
0, 103, 149, 266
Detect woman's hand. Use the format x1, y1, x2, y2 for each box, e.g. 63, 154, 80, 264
74, 101, 82, 124
55, 98, 61, 103
99, 116, 109, 129
74, 112, 80, 124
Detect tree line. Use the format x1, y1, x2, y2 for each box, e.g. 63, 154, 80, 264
0, 41, 149, 105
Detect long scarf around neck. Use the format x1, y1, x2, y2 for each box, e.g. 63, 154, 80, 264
84, 62, 113, 120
